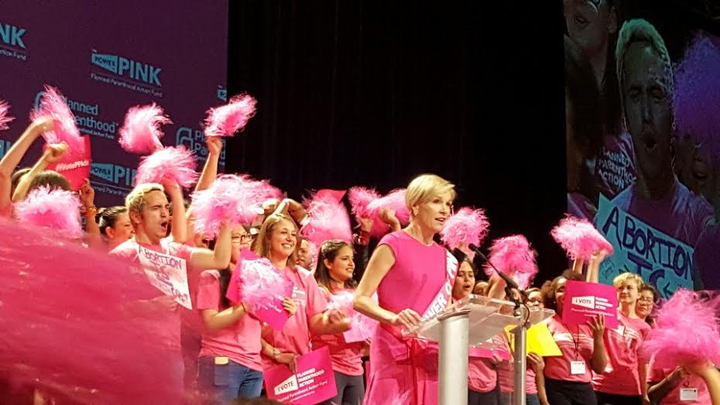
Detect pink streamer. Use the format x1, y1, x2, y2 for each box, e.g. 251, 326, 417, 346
0, 99, 14, 130
641, 289, 720, 369
203, 94, 257, 137
13, 186, 82, 239
134, 146, 198, 189
0, 217, 185, 404
191, 174, 282, 238
302, 192, 353, 246
551, 216, 613, 260
484, 235, 538, 289
29, 86, 84, 157
118, 103, 169, 155
440, 207, 490, 250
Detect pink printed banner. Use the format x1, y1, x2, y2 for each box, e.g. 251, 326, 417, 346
226, 249, 294, 330
45, 136, 91, 191
561, 280, 619, 329
264, 347, 337, 405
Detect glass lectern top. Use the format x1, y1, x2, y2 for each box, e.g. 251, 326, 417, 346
403, 294, 555, 346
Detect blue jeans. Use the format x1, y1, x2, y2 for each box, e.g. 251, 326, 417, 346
197, 357, 263, 403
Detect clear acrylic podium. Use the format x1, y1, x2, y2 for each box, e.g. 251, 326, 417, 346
404, 295, 555, 405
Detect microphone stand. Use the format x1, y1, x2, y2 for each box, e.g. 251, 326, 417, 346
470, 244, 529, 405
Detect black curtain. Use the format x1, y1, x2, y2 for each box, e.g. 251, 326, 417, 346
226, 1, 568, 284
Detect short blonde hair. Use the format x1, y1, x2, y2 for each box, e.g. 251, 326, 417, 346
613, 272, 644, 289
252, 213, 299, 267
615, 19, 673, 117
125, 183, 164, 217
405, 174, 456, 216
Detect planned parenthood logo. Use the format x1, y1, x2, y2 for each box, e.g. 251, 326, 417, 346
90, 50, 163, 97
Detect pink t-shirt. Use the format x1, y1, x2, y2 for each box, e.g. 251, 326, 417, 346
611, 177, 714, 247
109, 238, 193, 351
648, 358, 711, 405
544, 315, 596, 383
310, 288, 364, 376
262, 266, 328, 369
593, 312, 651, 395
497, 360, 538, 395
370, 231, 451, 363
468, 357, 497, 393
196, 270, 263, 371
597, 131, 637, 199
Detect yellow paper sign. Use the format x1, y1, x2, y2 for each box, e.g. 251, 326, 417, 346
505, 322, 561, 357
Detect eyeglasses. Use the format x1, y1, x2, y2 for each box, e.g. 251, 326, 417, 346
231, 234, 252, 243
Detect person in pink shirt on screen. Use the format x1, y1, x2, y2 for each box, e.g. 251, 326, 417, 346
312, 240, 367, 405
109, 181, 232, 400
353, 174, 458, 405
540, 270, 607, 405
256, 208, 350, 373
195, 225, 263, 403
611, 20, 714, 257
592, 272, 652, 405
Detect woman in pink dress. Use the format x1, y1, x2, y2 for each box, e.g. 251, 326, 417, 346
354, 174, 458, 405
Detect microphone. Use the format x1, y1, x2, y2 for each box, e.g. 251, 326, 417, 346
468, 243, 521, 291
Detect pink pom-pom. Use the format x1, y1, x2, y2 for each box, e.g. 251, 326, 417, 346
328, 289, 355, 316
118, 103, 170, 154
302, 192, 353, 246
191, 174, 281, 238
0, 217, 187, 404
0, 99, 14, 130
30, 86, 84, 156
440, 207, 490, 250
204, 94, 257, 137
551, 216, 614, 260
366, 188, 411, 238
135, 146, 198, 189
641, 289, 720, 369
348, 186, 381, 221
238, 257, 294, 310
485, 235, 538, 289
14, 186, 82, 239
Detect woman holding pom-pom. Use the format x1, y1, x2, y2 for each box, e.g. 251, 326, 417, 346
353, 174, 459, 405
540, 270, 608, 405
256, 207, 351, 373
312, 240, 367, 405
195, 225, 263, 403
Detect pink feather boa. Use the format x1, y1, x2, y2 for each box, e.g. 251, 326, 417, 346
30, 86, 84, 157
641, 289, 720, 369
0, 99, 14, 130
440, 207, 490, 250
118, 103, 170, 154
551, 216, 613, 260
134, 146, 198, 189
14, 186, 82, 239
301, 192, 353, 246
191, 174, 282, 237
204, 94, 257, 137
484, 235, 538, 289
